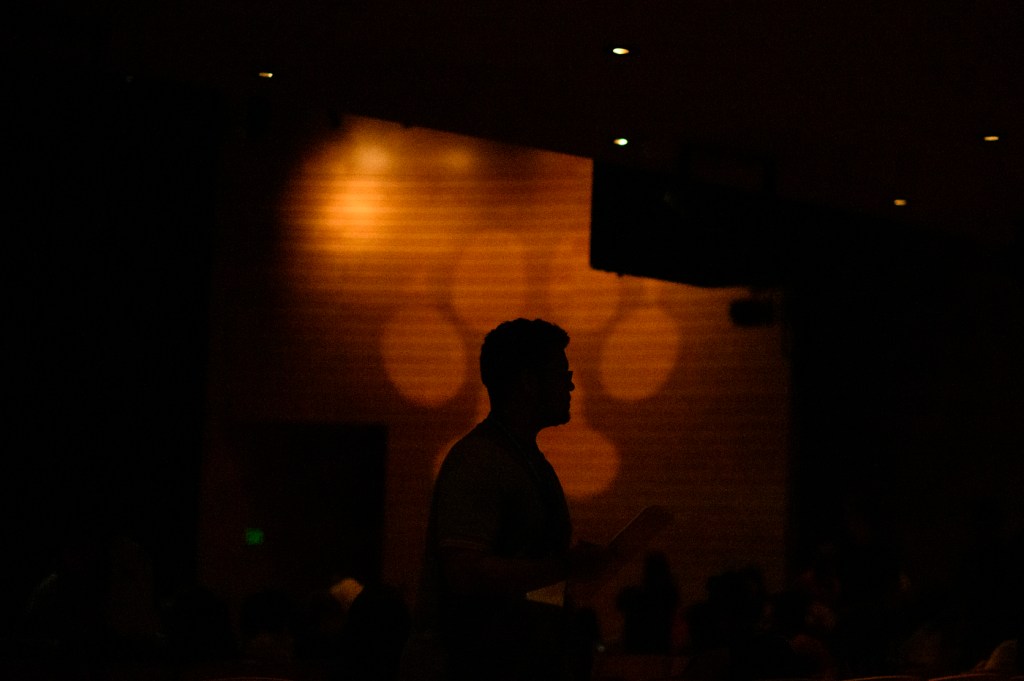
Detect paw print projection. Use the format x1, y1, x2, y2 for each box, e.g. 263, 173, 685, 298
284, 115, 691, 500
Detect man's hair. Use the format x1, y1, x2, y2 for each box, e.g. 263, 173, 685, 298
480, 318, 569, 401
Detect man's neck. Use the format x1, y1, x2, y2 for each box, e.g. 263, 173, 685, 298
489, 406, 540, 447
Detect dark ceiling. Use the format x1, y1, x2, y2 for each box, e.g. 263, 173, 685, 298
13, 0, 1024, 245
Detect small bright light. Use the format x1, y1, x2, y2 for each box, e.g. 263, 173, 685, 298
893, 199, 908, 206
611, 47, 630, 55
258, 72, 274, 79
983, 135, 1000, 142
613, 138, 629, 146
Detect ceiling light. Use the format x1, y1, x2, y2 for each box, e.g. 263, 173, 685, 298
613, 138, 629, 146
983, 135, 1000, 142
893, 199, 908, 206
611, 47, 631, 55
258, 71, 274, 79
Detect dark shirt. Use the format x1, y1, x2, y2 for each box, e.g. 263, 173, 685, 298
401, 415, 573, 681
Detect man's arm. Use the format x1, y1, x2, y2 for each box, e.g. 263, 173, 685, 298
440, 542, 609, 598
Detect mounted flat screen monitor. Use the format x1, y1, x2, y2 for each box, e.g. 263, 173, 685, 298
589, 160, 801, 288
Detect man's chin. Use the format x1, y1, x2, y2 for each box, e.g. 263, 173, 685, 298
542, 412, 571, 428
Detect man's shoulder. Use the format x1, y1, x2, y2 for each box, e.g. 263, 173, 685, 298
448, 420, 509, 457
439, 421, 519, 478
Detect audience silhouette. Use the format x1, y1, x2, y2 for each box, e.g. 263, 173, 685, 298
766, 586, 837, 680
677, 565, 806, 681
616, 551, 681, 655
159, 583, 238, 669
239, 587, 296, 664
11, 478, 1022, 681
327, 577, 412, 681
24, 524, 165, 671
786, 493, 911, 679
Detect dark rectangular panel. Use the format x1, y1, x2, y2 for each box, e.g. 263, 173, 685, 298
236, 423, 388, 593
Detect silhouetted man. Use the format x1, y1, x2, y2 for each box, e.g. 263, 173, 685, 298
399, 318, 606, 681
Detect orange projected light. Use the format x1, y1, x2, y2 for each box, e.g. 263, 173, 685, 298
451, 230, 530, 334
599, 306, 681, 400
549, 232, 621, 334
383, 306, 468, 407
540, 414, 620, 499
320, 181, 389, 252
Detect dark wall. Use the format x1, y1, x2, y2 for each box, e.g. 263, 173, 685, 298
5, 69, 223, 635
787, 220, 1024, 589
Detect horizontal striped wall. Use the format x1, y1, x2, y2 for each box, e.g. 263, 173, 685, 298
200, 115, 791, 643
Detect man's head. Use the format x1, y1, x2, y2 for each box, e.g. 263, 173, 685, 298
480, 318, 574, 427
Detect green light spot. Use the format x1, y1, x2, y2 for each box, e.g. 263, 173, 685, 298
244, 528, 265, 546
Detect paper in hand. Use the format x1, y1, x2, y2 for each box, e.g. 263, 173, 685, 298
568, 504, 674, 603
607, 504, 674, 566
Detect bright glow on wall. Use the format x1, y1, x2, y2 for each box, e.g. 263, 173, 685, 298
320, 179, 390, 252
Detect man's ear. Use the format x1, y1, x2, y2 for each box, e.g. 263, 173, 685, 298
516, 366, 540, 387
516, 369, 540, 396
